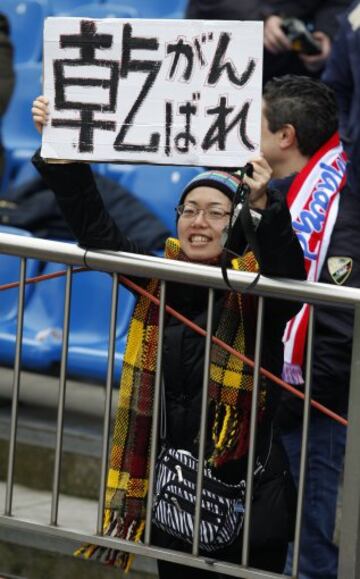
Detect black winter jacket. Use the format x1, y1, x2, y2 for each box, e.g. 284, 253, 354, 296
271, 174, 360, 430
32, 152, 306, 479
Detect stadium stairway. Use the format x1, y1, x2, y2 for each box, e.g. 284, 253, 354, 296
0, 366, 158, 579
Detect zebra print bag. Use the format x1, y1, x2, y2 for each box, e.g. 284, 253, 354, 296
152, 447, 246, 552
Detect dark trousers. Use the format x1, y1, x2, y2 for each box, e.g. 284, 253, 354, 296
281, 412, 346, 579
154, 527, 288, 578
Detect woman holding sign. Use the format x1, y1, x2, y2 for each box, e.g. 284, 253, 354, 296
31, 95, 305, 577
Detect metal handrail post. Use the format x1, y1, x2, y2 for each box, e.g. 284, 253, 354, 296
291, 306, 315, 577
192, 287, 215, 556
4, 257, 26, 515
241, 296, 264, 566
338, 304, 360, 579
97, 273, 119, 534
51, 265, 72, 525
144, 280, 167, 545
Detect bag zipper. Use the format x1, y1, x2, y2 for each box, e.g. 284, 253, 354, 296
164, 453, 245, 499
161, 483, 225, 524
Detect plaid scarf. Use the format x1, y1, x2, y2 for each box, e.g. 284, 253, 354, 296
76, 238, 264, 570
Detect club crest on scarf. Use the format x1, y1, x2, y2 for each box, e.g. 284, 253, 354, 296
327, 256, 353, 285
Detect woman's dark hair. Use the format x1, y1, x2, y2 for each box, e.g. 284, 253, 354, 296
263, 75, 338, 157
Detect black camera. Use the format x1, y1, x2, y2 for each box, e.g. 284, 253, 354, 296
281, 18, 322, 56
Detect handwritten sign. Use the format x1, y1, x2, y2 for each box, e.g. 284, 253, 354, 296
42, 17, 263, 166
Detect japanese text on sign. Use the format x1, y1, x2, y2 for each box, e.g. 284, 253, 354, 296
42, 17, 263, 166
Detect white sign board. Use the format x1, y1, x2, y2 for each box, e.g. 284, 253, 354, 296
42, 17, 263, 167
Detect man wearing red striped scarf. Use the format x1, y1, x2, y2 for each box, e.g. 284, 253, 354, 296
262, 74, 357, 579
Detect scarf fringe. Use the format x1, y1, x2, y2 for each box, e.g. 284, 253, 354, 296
73, 510, 145, 572
282, 362, 304, 385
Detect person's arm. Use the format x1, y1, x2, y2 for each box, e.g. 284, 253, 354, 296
260, 0, 344, 66
237, 156, 306, 282
299, 0, 352, 73
242, 185, 306, 323
32, 150, 146, 254
253, 189, 306, 281
31, 95, 148, 255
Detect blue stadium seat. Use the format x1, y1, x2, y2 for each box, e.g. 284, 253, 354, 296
0, 225, 43, 368
48, 0, 100, 16
92, 163, 135, 184
63, 3, 141, 18
0, 225, 40, 323
2, 62, 42, 189
0, 258, 135, 379
6, 159, 39, 190
104, 0, 187, 18
120, 165, 204, 235
0, 260, 65, 370
67, 270, 135, 382
1, 0, 47, 64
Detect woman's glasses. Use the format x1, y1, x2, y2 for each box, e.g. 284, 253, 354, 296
176, 204, 231, 221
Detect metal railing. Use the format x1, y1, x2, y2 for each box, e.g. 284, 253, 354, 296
0, 231, 360, 578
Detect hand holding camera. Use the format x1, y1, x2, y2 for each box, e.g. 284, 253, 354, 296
242, 157, 272, 211
280, 18, 322, 56
264, 15, 330, 73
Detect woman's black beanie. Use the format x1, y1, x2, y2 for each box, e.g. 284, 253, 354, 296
178, 169, 243, 206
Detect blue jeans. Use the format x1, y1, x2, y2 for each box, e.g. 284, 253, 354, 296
281, 411, 347, 579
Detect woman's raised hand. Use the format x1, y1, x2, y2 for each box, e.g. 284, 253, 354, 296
242, 156, 272, 210
32, 95, 49, 135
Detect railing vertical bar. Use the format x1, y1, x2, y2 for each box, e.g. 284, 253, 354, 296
5, 257, 26, 516
50, 265, 72, 526
97, 273, 119, 535
192, 288, 215, 556
291, 305, 315, 577
338, 304, 360, 579
144, 280, 167, 545
241, 296, 264, 566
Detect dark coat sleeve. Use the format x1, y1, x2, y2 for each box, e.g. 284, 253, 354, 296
251, 188, 306, 282
250, 189, 306, 327
259, 0, 352, 38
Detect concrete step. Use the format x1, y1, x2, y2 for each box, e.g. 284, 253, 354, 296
0, 367, 112, 500
0, 402, 104, 500
0, 366, 118, 419
0, 482, 158, 579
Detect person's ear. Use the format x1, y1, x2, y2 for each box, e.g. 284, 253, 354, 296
278, 124, 296, 150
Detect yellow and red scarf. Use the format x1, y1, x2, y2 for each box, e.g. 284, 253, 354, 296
76, 238, 264, 570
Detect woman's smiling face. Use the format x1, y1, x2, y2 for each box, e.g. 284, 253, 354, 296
177, 186, 232, 262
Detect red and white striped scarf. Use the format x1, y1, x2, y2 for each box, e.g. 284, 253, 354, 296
282, 132, 347, 385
